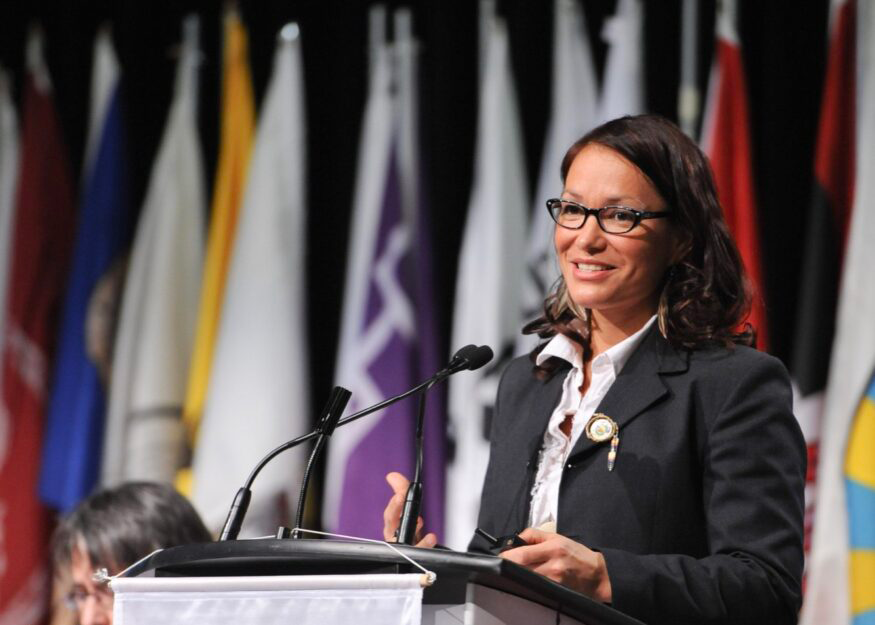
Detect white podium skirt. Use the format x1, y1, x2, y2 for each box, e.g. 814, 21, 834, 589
111, 574, 424, 625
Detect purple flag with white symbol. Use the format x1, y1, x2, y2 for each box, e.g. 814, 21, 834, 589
324, 8, 445, 541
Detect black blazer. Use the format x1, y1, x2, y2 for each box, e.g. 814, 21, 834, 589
470, 327, 806, 625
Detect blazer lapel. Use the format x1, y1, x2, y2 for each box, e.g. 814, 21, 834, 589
567, 326, 689, 462
506, 361, 568, 530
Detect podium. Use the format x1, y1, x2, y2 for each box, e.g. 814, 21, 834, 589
115, 538, 644, 625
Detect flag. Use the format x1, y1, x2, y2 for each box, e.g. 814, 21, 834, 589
700, 0, 769, 349
844, 373, 875, 625
190, 24, 308, 534
323, 8, 445, 540
790, 0, 856, 562
445, 5, 528, 550
0, 28, 76, 625
101, 17, 205, 486
801, 3, 875, 623
177, 7, 255, 495
597, 0, 645, 123
39, 27, 133, 511
517, 0, 598, 355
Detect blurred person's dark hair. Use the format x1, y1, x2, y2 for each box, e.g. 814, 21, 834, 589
52, 481, 211, 574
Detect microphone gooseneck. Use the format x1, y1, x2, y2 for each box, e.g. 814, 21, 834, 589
217, 344, 493, 542
219, 386, 351, 542
292, 386, 352, 538
396, 344, 494, 545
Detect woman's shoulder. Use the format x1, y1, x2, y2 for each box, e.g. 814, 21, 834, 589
686, 341, 788, 375
679, 340, 793, 405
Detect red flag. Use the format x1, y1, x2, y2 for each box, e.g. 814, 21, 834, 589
0, 34, 76, 624
701, 2, 769, 350
813, 1, 855, 254
791, 0, 855, 570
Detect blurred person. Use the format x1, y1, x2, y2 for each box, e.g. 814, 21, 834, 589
52, 482, 211, 625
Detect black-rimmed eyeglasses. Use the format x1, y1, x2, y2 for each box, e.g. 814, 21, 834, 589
546, 198, 671, 234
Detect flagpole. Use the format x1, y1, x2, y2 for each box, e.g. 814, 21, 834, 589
678, 0, 700, 136
479, 0, 496, 86
369, 5, 386, 84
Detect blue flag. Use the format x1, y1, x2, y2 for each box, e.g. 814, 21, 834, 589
39, 36, 134, 511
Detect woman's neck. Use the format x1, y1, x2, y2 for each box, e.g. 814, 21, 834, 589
589, 308, 655, 358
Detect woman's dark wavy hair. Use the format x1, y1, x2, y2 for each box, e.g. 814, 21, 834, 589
524, 114, 755, 376
52, 482, 212, 574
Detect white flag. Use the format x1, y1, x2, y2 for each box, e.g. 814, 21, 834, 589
801, 3, 875, 624
101, 17, 205, 486
191, 25, 309, 535
517, 0, 598, 355
0, 67, 19, 375
597, 0, 645, 123
445, 7, 529, 550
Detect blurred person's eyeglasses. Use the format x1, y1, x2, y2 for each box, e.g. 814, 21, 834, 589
63, 582, 113, 614
546, 198, 671, 234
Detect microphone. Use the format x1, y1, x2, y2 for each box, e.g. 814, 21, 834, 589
442, 344, 492, 375
292, 387, 351, 537
396, 344, 494, 545
218, 345, 493, 541
219, 386, 351, 542
462, 345, 493, 371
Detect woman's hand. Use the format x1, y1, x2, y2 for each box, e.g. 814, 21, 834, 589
500, 528, 612, 603
382, 472, 437, 548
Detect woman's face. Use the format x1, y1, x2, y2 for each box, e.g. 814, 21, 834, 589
556, 143, 678, 329
69, 547, 114, 625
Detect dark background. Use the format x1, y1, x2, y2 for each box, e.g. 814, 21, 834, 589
0, 0, 829, 460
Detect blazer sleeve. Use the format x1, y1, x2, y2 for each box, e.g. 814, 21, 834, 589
600, 353, 806, 625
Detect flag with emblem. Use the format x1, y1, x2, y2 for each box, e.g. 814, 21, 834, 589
39, 26, 134, 511
324, 8, 445, 540
445, 2, 528, 550
101, 16, 205, 486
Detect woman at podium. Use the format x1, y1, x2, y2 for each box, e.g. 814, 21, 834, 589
385, 114, 805, 625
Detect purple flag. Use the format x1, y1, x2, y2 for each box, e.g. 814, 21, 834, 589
324, 9, 445, 540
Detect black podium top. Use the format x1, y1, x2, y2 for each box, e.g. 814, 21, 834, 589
124, 538, 644, 625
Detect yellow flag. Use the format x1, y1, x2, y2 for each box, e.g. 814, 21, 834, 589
177, 9, 254, 494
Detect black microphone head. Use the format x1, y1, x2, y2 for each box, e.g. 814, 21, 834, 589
466, 345, 494, 371
442, 344, 477, 375
451, 344, 477, 362
317, 386, 352, 436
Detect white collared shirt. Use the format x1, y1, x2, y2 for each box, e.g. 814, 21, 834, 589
527, 315, 657, 529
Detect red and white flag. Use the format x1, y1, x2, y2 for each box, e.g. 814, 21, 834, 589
0, 28, 76, 625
